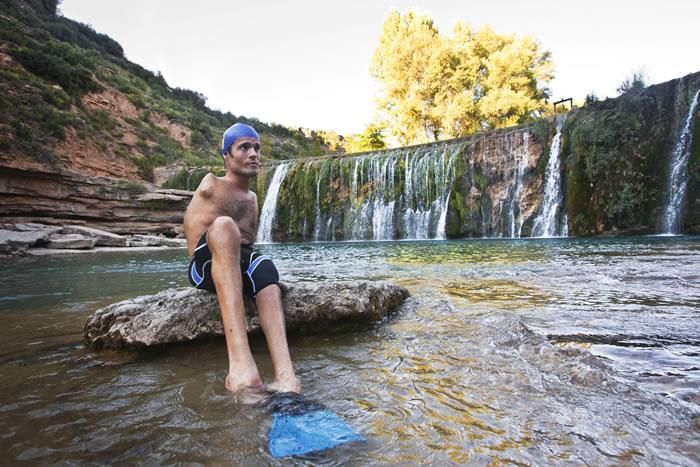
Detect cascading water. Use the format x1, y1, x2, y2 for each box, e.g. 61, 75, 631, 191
401, 145, 460, 239
313, 169, 322, 241
531, 116, 567, 238
661, 89, 700, 234
256, 162, 289, 243
260, 122, 561, 242
370, 156, 397, 240
507, 133, 529, 238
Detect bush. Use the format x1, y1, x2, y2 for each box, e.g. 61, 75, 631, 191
11, 42, 102, 96
617, 70, 647, 96
14, 121, 32, 139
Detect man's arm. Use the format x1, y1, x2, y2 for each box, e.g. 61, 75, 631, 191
184, 173, 218, 254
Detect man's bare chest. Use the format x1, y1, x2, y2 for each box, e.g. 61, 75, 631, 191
214, 193, 256, 222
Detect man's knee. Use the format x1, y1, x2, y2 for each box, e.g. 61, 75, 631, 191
256, 283, 281, 304
207, 216, 241, 248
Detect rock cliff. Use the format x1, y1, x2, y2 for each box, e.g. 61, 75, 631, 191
0, 166, 190, 235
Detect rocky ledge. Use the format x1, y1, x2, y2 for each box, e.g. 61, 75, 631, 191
84, 282, 410, 349
0, 223, 185, 255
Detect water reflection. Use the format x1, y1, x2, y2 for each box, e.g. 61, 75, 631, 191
0, 237, 698, 464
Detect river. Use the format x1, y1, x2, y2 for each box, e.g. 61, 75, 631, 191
0, 237, 698, 464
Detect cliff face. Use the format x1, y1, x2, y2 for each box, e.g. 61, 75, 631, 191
563, 71, 700, 235
0, 167, 190, 235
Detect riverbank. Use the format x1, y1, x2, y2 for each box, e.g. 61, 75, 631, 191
0, 222, 186, 256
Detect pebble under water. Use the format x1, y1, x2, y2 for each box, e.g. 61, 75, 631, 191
0, 237, 698, 465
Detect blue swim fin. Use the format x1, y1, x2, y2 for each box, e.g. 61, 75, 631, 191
264, 392, 365, 458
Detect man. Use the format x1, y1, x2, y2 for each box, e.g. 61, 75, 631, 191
183, 123, 300, 395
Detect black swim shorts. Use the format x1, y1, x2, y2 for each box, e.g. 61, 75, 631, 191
187, 232, 279, 298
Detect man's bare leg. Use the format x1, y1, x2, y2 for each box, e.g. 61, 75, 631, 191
256, 284, 301, 393
207, 216, 264, 393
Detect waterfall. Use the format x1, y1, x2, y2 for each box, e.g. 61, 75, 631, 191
531, 117, 567, 238
370, 156, 397, 240
661, 89, 700, 234
256, 162, 290, 244
260, 121, 557, 242
507, 133, 530, 238
313, 169, 322, 241
401, 145, 459, 239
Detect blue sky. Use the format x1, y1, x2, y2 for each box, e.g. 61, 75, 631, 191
60, 0, 700, 135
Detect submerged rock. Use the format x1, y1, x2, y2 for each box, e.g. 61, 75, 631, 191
84, 281, 409, 349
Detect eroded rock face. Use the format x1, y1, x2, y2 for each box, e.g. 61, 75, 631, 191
0, 167, 191, 235
84, 282, 410, 349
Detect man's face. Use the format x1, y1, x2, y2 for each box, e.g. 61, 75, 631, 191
226, 137, 260, 176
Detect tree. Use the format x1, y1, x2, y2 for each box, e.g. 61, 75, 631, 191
369, 11, 440, 145
344, 124, 387, 153
616, 70, 647, 95
370, 11, 554, 145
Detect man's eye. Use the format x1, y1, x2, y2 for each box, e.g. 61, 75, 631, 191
254, 144, 260, 151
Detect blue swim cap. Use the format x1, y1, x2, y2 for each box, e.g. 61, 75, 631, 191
221, 123, 260, 156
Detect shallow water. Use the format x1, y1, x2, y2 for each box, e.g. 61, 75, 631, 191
0, 237, 699, 464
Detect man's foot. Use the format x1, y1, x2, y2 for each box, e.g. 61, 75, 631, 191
266, 376, 301, 394
225, 371, 265, 396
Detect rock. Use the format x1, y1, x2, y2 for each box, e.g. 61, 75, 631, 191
126, 234, 186, 248
0, 166, 192, 236
84, 281, 410, 349
46, 233, 97, 249
61, 225, 128, 247
127, 234, 162, 247
10, 223, 62, 233
157, 237, 187, 247
0, 228, 55, 254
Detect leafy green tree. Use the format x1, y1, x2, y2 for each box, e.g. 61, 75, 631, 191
370, 11, 440, 145
344, 123, 387, 153
370, 11, 554, 145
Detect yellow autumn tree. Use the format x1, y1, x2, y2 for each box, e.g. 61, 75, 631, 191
370, 11, 554, 145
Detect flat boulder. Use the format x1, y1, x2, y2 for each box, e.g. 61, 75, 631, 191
0, 224, 60, 254
61, 225, 128, 247
47, 233, 97, 249
84, 281, 409, 349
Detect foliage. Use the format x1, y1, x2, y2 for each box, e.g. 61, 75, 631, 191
343, 124, 387, 153
616, 70, 647, 96
585, 92, 599, 105
563, 85, 675, 234
370, 11, 554, 145
10, 41, 102, 97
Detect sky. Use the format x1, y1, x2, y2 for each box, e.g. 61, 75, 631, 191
59, 0, 700, 136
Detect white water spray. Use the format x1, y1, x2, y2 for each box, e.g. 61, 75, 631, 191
256, 163, 290, 243
508, 133, 530, 238
661, 89, 700, 234
532, 117, 567, 238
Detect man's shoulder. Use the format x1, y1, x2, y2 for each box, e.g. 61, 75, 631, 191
195, 173, 218, 197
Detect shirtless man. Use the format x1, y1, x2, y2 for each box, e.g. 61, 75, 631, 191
183, 123, 300, 395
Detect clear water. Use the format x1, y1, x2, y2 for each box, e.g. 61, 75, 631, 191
1, 238, 699, 464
